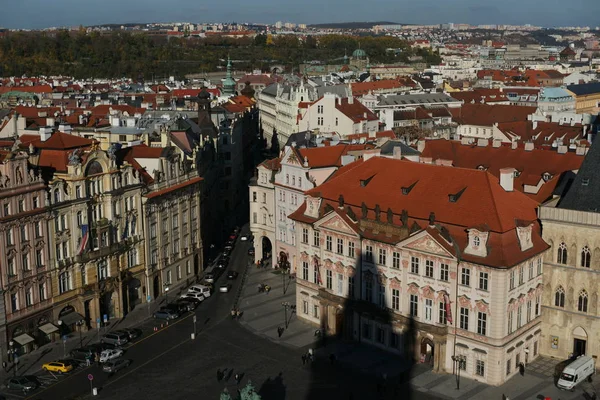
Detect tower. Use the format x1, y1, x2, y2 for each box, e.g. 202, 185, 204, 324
222, 56, 236, 96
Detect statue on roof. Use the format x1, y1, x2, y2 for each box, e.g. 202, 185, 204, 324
107, 143, 121, 161
68, 148, 83, 166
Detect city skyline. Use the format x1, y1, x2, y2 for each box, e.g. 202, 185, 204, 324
1, 0, 599, 29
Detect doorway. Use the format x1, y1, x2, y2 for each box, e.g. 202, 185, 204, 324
420, 338, 435, 365
573, 338, 587, 357
153, 276, 160, 300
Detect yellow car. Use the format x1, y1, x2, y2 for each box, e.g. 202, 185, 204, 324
42, 361, 74, 374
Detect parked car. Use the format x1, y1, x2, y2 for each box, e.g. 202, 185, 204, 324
240, 234, 251, 241
5, 376, 39, 392
227, 271, 239, 280
188, 284, 211, 298
175, 299, 197, 311
99, 348, 124, 363
153, 309, 179, 320
180, 292, 205, 302
204, 273, 216, 283
70, 347, 95, 360
557, 355, 595, 390
219, 284, 232, 293
162, 303, 188, 314
248, 248, 255, 256
42, 361, 73, 374
222, 249, 231, 258
101, 332, 129, 347
102, 359, 131, 374
217, 257, 229, 268
120, 328, 142, 341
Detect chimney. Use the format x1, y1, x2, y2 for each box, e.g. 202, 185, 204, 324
39, 127, 53, 142
524, 142, 534, 151
557, 145, 568, 154
417, 140, 425, 153
532, 120, 538, 130
363, 149, 381, 161
492, 139, 502, 148
576, 146, 586, 156
393, 146, 402, 159
363, 112, 367, 119
348, 96, 354, 104
511, 141, 518, 149
499, 168, 515, 192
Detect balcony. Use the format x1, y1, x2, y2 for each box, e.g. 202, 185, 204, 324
75, 243, 124, 264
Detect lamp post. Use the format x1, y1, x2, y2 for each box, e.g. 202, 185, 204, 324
58, 320, 66, 357
281, 302, 295, 329
164, 284, 170, 304
76, 320, 85, 348
8, 341, 17, 377
451, 355, 466, 390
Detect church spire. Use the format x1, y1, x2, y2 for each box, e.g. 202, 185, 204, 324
222, 55, 236, 96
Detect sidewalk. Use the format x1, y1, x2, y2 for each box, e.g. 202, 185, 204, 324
2, 293, 169, 381
237, 262, 318, 350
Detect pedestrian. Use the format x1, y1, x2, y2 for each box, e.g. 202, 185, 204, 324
302, 354, 306, 365
86, 355, 91, 367
308, 348, 314, 362
235, 373, 240, 384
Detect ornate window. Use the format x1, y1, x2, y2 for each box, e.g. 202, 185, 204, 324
581, 246, 591, 268
578, 290, 588, 313
554, 286, 565, 308
557, 242, 568, 264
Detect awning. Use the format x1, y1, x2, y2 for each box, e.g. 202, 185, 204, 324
13, 333, 35, 346
39, 323, 59, 335
59, 312, 85, 326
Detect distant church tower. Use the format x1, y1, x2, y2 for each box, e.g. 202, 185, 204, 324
222, 56, 236, 96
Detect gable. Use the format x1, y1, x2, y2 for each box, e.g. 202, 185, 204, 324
315, 211, 358, 236
281, 147, 303, 167
400, 231, 454, 258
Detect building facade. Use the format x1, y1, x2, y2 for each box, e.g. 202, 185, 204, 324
290, 157, 548, 385
0, 149, 53, 357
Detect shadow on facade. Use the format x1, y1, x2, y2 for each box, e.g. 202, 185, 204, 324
303, 247, 418, 400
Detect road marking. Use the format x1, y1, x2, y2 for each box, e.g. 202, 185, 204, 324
24, 313, 194, 400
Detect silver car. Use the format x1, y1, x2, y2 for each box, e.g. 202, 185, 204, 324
102, 359, 131, 373
101, 332, 129, 346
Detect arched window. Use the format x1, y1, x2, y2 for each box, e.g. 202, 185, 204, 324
555, 286, 565, 308
557, 242, 568, 264
578, 290, 588, 313
581, 246, 591, 268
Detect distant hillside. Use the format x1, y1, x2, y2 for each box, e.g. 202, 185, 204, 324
308, 21, 402, 29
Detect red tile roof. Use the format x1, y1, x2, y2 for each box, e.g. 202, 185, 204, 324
290, 156, 547, 268
146, 176, 203, 199
420, 139, 584, 202
335, 98, 379, 123
35, 132, 94, 150
0, 85, 53, 94
259, 157, 281, 171
451, 104, 536, 126
88, 105, 146, 118
496, 121, 585, 147
297, 144, 374, 168
351, 79, 416, 96
450, 89, 508, 104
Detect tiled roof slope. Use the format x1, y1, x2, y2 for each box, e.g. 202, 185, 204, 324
420, 139, 584, 202
291, 156, 547, 268
558, 138, 600, 211
451, 104, 537, 126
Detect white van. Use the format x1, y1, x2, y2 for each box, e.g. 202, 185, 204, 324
557, 355, 595, 390
188, 284, 211, 298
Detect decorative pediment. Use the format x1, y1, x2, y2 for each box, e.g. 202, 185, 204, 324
282, 147, 302, 166
422, 285, 435, 299
464, 228, 489, 258
315, 212, 357, 236
516, 223, 533, 251
401, 232, 453, 258
475, 299, 490, 314
389, 277, 402, 289
304, 196, 321, 219
407, 282, 420, 295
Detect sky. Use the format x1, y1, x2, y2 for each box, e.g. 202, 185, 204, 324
0, 0, 598, 29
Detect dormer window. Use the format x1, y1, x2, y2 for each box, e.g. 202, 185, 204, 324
477, 165, 488, 171
542, 172, 553, 182
465, 228, 489, 257
473, 236, 480, 247
582, 178, 590, 186
514, 170, 521, 178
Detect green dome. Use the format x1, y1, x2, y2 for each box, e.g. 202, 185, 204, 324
352, 48, 367, 58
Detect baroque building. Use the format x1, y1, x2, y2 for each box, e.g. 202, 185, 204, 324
0, 147, 52, 356
289, 156, 548, 385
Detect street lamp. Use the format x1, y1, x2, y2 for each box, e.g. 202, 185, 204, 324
76, 320, 85, 348
281, 302, 296, 329
451, 355, 466, 390
8, 340, 17, 377
58, 320, 66, 357
164, 284, 170, 304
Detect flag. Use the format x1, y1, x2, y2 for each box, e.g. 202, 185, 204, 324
77, 225, 89, 255
444, 293, 453, 325
121, 216, 129, 240
314, 260, 323, 286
